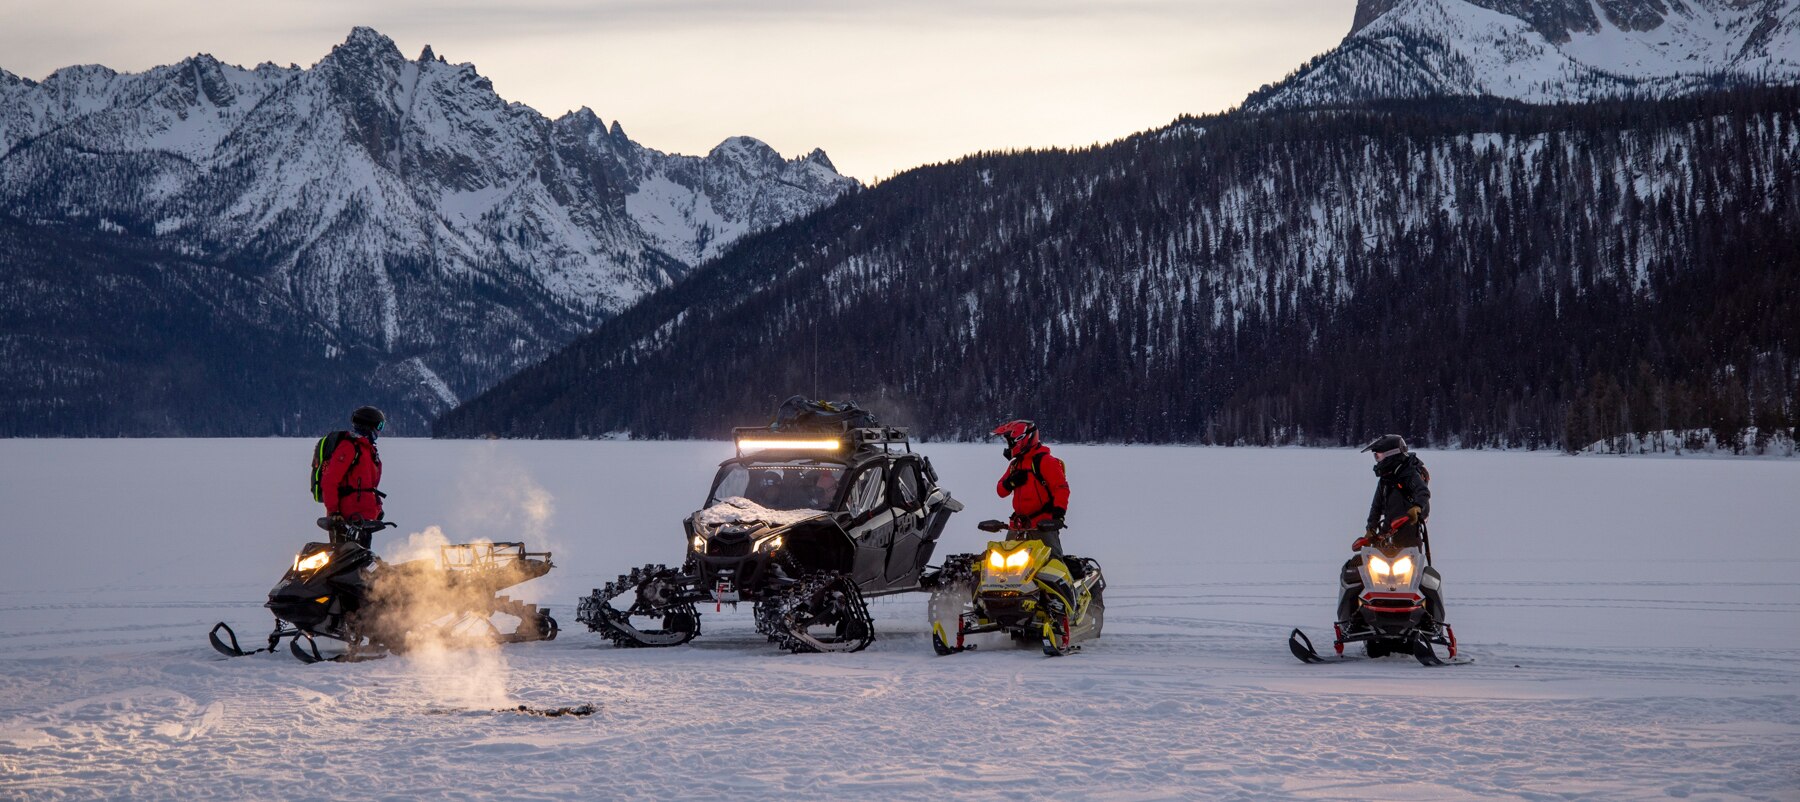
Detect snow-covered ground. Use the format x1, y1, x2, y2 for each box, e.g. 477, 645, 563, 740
1, 440, 1796, 800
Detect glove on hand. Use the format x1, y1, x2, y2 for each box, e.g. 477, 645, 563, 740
1407, 505, 1423, 524
1001, 468, 1030, 491
328, 513, 347, 528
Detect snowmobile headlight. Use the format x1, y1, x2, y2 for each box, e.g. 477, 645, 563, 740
691, 534, 707, 554
988, 550, 1006, 570
755, 534, 784, 553
1005, 549, 1031, 569
1387, 555, 1415, 585
295, 550, 331, 573
1368, 555, 1392, 579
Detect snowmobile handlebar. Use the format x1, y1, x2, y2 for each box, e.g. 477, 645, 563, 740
316, 517, 398, 533
978, 519, 1065, 534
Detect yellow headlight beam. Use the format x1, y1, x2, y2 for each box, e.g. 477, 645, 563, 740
987, 550, 1005, 570
1005, 550, 1031, 568
736, 438, 842, 452
1369, 555, 1391, 578
1392, 556, 1414, 576
295, 551, 331, 573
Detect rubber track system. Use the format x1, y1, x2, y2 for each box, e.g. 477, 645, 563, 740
576, 564, 701, 648
774, 572, 874, 654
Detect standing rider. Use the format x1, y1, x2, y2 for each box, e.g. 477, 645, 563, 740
1340, 433, 1431, 628
1359, 434, 1430, 548
993, 420, 1071, 556
321, 406, 387, 546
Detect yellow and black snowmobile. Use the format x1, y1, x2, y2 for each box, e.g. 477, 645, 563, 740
926, 520, 1104, 656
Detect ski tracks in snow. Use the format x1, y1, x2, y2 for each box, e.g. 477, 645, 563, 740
2, 599, 1797, 801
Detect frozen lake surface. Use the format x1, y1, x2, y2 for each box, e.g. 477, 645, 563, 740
1, 439, 1796, 800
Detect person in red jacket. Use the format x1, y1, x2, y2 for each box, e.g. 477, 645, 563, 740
993, 420, 1071, 555
322, 406, 386, 543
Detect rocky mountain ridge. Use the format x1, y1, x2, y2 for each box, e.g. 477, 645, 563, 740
1249, 0, 1800, 110
0, 28, 854, 433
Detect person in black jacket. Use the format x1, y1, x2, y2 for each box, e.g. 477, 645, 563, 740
1361, 433, 1430, 548
1338, 434, 1432, 629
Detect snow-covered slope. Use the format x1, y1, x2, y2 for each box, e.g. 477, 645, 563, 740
0, 28, 855, 431
1247, 0, 1800, 110
0, 440, 1795, 798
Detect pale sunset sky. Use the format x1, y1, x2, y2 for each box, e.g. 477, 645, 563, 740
3, 0, 1357, 181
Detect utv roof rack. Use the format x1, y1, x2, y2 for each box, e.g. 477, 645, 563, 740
732, 426, 912, 457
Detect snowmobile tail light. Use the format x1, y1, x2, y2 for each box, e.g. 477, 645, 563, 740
295, 550, 331, 573
736, 438, 841, 452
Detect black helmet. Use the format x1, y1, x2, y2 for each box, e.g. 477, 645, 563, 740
1360, 434, 1407, 456
351, 405, 386, 433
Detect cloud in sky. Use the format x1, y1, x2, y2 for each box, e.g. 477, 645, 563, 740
3, 0, 1355, 180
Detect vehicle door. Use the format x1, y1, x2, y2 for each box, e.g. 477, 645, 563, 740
842, 463, 893, 586
883, 458, 931, 585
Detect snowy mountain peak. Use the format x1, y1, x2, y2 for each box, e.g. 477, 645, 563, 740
0, 27, 857, 429
708, 135, 782, 170
803, 147, 837, 172
335, 26, 403, 59
1251, 0, 1800, 110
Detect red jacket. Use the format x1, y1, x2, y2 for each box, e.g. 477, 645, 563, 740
996, 445, 1069, 527
321, 435, 383, 521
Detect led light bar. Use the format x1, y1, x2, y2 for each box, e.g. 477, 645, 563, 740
735, 438, 842, 451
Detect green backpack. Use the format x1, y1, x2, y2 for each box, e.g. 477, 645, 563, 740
309, 432, 361, 503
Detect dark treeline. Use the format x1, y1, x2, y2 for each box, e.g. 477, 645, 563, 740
437, 88, 1800, 452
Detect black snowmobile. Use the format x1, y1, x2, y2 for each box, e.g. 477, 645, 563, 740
210, 519, 559, 663
1289, 518, 1466, 666
577, 399, 964, 653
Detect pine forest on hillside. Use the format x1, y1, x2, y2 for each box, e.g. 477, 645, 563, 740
438, 89, 1800, 453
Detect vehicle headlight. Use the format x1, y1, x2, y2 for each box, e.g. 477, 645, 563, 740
295, 550, 331, 573
987, 548, 1031, 572
1389, 555, 1415, 585
691, 534, 707, 554
1368, 555, 1391, 579
755, 534, 784, 553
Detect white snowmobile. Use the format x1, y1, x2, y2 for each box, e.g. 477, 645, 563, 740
1289, 518, 1466, 666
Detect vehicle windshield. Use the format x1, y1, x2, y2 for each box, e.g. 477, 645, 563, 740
709, 460, 846, 512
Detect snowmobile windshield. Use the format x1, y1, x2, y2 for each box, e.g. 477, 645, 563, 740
709, 460, 846, 512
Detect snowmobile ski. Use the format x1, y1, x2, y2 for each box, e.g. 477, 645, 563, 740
1289, 626, 1472, 666
209, 621, 300, 658
1288, 628, 1329, 664
1410, 632, 1474, 666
